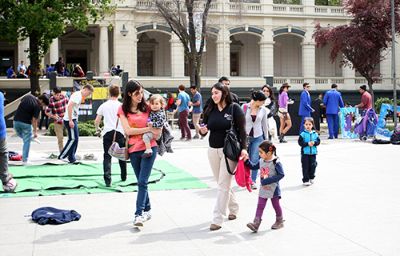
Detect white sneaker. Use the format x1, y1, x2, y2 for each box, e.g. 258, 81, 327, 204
303, 181, 311, 186
142, 211, 152, 222
133, 215, 144, 227
310, 179, 314, 184
3, 178, 17, 192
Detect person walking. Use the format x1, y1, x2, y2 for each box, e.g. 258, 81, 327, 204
298, 117, 320, 186
176, 84, 191, 140
1, 91, 17, 192
323, 84, 344, 139
199, 82, 248, 231
189, 85, 203, 139
278, 83, 293, 143
118, 80, 158, 227
13, 94, 49, 164
262, 84, 278, 141
245, 141, 285, 232
58, 84, 94, 163
298, 83, 315, 133
243, 91, 269, 189
45, 87, 69, 152
95, 85, 127, 187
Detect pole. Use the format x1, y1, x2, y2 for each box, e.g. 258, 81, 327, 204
391, 0, 398, 128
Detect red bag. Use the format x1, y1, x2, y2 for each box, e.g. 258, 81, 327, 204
235, 159, 252, 192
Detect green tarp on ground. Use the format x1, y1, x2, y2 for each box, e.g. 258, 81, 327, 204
0, 160, 208, 198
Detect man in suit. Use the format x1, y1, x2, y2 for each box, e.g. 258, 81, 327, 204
323, 84, 344, 139
298, 83, 314, 133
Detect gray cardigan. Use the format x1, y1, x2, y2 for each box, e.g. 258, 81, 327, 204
243, 103, 269, 138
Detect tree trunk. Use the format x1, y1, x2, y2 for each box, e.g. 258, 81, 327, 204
367, 79, 375, 109
29, 31, 40, 95
188, 53, 196, 87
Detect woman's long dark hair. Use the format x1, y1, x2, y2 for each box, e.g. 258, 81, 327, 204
122, 80, 147, 115
204, 82, 232, 116
262, 84, 275, 101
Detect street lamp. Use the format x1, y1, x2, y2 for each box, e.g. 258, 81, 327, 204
391, 0, 398, 128
120, 24, 129, 37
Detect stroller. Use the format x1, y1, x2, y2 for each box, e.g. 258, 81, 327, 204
354, 108, 378, 141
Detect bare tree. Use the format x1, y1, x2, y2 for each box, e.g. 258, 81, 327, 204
155, 0, 212, 88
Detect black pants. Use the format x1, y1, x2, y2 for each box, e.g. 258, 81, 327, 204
39, 109, 49, 130
301, 154, 317, 182
103, 130, 127, 186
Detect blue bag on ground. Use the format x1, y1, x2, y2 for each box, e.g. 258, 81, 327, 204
31, 207, 81, 225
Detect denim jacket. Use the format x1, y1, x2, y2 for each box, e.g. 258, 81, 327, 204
298, 130, 320, 155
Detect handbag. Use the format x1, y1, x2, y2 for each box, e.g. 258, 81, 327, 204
108, 119, 129, 161
223, 104, 242, 175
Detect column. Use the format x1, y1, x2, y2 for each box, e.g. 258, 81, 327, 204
259, 29, 274, 78
99, 25, 109, 75
380, 48, 391, 88
113, 20, 136, 77
303, 0, 315, 15
170, 34, 184, 77
342, 63, 356, 89
18, 38, 29, 66
216, 27, 230, 77
302, 42, 316, 85
302, 21, 316, 85
49, 38, 59, 65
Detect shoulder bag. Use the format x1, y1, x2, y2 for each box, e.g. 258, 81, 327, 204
108, 119, 129, 161
223, 104, 242, 175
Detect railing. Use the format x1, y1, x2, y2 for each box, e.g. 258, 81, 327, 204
132, 1, 346, 17
315, 6, 345, 15
272, 4, 304, 13
315, 78, 344, 85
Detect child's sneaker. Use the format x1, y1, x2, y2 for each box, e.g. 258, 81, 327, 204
3, 178, 17, 193
133, 215, 144, 227
142, 211, 152, 222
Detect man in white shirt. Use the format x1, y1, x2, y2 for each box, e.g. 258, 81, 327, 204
58, 84, 94, 163
94, 85, 127, 187
17, 61, 27, 73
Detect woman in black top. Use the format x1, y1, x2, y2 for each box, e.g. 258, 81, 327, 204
200, 83, 248, 231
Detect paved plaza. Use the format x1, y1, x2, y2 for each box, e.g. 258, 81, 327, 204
0, 128, 399, 256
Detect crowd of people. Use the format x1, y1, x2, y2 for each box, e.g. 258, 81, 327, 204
0, 76, 376, 233
5, 59, 124, 79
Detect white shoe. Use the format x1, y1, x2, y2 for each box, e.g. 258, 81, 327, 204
3, 178, 17, 192
22, 161, 33, 166
142, 211, 152, 222
310, 179, 314, 184
303, 181, 311, 186
133, 215, 144, 227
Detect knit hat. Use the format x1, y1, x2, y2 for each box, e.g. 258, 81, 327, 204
360, 85, 367, 91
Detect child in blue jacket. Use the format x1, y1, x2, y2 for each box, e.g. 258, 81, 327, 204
298, 117, 320, 186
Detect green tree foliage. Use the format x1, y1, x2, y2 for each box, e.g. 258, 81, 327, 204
0, 0, 113, 95
315, 0, 341, 6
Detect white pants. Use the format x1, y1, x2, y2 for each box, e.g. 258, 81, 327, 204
208, 147, 239, 225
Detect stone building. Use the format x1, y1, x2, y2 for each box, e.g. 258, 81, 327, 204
0, 0, 398, 95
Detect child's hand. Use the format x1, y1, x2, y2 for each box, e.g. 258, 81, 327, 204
262, 185, 271, 190
308, 141, 314, 146
147, 122, 153, 128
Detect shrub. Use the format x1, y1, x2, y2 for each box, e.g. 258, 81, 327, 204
46, 120, 100, 136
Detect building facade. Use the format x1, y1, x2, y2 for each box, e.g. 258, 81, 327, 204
0, 0, 398, 92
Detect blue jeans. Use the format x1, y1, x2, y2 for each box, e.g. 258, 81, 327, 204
13, 121, 32, 162
59, 120, 78, 163
326, 114, 339, 138
248, 135, 264, 182
129, 146, 157, 216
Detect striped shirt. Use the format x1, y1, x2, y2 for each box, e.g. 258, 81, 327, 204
46, 95, 69, 124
